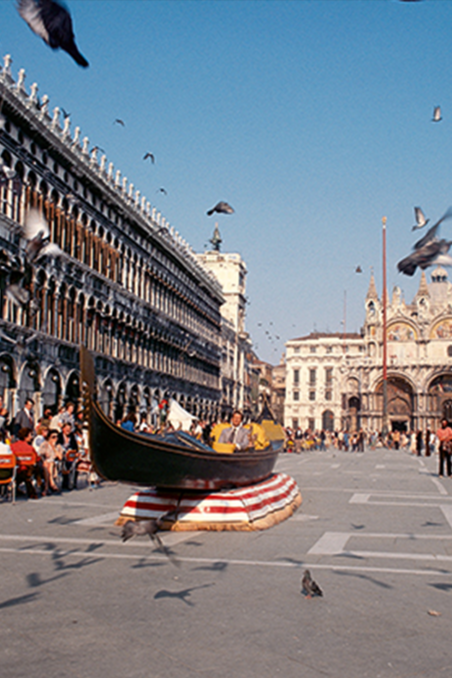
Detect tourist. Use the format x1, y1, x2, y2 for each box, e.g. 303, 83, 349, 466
39, 429, 63, 494
12, 398, 35, 439
218, 410, 251, 451
57, 422, 79, 490
121, 412, 136, 432
436, 419, 452, 478
10, 427, 39, 499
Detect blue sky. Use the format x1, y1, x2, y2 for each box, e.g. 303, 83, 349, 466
1, 0, 452, 362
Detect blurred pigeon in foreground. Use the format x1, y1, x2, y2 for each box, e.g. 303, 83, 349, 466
432, 106, 442, 122
412, 207, 429, 231
121, 514, 179, 566
413, 207, 452, 251
207, 201, 235, 216
397, 209, 452, 276
24, 209, 61, 264
143, 152, 155, 163
1, 165, 16, 181
301, 569, 323, 598
17, 0, 89, 68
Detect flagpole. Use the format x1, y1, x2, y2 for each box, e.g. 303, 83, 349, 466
382, 216, 388, 437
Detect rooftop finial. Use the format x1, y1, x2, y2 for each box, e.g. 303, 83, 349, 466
51, 106, 61, 130
209, 223, 222, 252
72, 125, 81, 147
2, 54, 12, 80
28, 82, 39, 107
15, 68, 26, 92
82, 136, 89, 155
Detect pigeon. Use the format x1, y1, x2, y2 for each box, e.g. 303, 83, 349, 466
143, 152, 155, 163
413, 207, 452, 251
114, 118, 125, 126
24, 209, 61, 264
207, 201, 235, 217
17, 0, 89, 68
121, 513, 179, 565
412, 207, 429, 231
90, 146, 105, 155
1, 165, 16, 180
61, 108, 71, 119
398, 236, 452, 276
301, 569, 323, 598
157, 187, 167, 195
432, 106, 442, 122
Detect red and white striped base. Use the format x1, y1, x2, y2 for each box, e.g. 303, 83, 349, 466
117, 473, 301, 531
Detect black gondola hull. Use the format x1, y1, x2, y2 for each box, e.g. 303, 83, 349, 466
82, 348, 283, 490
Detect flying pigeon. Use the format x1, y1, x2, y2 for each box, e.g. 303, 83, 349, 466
17, 0, 89, 68
157, 188, 167, 195
24, 209, 61, 264
398, 216, 452, 276
1, 165, 16, 181
413, 207, 452, 251
121, 515, 179, 566
90, 146, 105, 155
143, 152, 155, 163
301, 569, 323, 598
207, 201, 235, 217
114, 118, 125, 126
432, 106, 442, 122
412, 207, 429, 231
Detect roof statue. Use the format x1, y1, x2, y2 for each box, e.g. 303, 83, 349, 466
210, 223, 222, 252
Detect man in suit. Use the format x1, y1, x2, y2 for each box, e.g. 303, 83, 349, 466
218, 410, 251, 451
13, 398, 35, 439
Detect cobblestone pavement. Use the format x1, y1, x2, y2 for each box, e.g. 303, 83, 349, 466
1, 447, 451, 678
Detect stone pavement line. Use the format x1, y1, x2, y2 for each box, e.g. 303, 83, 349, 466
348, 492, 452, 508
0, 545, 449, 577
441, 505, 452, 528
74, 511, 121, 526
307, 530, 452, 563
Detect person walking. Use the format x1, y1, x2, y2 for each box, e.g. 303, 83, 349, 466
436, 419, 452, 478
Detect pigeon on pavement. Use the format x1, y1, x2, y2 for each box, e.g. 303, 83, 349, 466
301, 569, 323, 598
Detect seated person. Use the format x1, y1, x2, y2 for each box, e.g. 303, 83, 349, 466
10, 427, 39, 499
218, 410, 252, 451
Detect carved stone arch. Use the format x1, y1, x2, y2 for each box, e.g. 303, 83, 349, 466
42, 366, 61, 412
18, 360, 41, 407
0, 353, 16, 394
64, 370, 80, 405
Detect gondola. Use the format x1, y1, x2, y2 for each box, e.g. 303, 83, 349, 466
81, 347, 284, 490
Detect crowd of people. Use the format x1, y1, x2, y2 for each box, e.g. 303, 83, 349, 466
0, 397, 91, 500
284, 421, 452, 477
3, 398, 452, 500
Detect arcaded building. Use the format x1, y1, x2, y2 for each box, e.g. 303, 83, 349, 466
285, 268, 452, 434
0, 55, 223, 420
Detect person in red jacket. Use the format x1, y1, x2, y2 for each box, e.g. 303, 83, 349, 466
436, 418, 452, 478
11, 427, 39, 499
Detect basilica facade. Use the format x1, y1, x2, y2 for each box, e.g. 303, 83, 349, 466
285, 268, 452, 434
0, 55, 224, 421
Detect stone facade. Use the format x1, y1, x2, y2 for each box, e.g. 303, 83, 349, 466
285, 268, 452, 434
196, 247, 253, 417
0, 55, 223, 421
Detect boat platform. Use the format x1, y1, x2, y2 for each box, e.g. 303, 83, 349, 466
116, 472, 301, 531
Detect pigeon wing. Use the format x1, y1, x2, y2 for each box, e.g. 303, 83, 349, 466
39, 0, 89, 67
24, 209, 50, 241
17, 0, 50, 43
